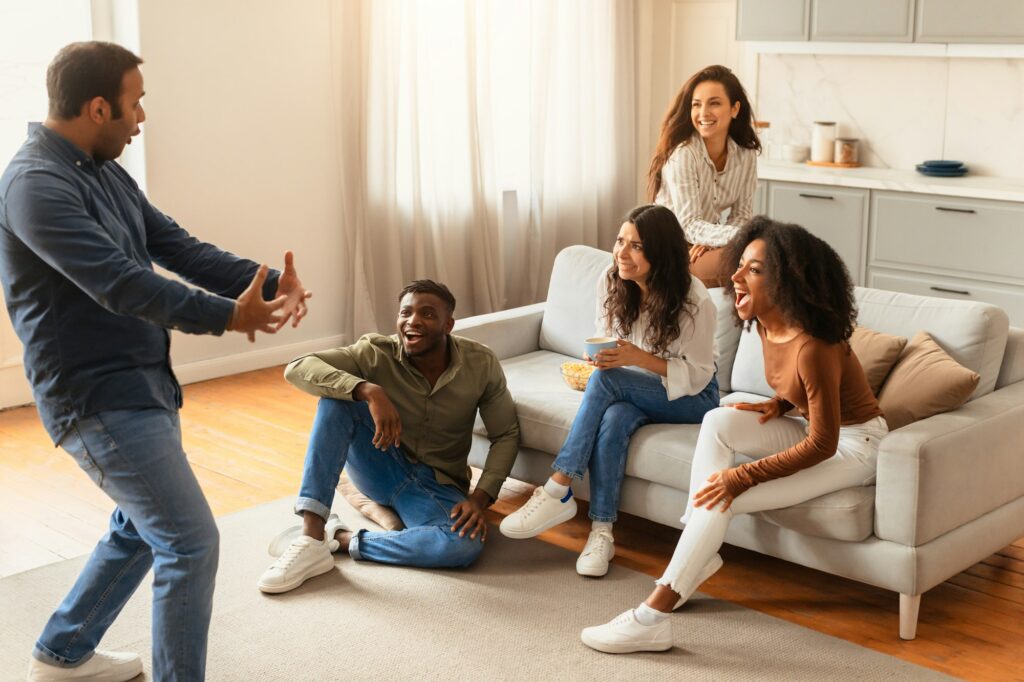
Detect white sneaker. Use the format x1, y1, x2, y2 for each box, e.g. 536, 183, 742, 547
673, 553, 724, 610
27, 650, 142, 681
499, 486, 578, 539
267, 514, 349, 557
576, 527, 615, 577
580, 609, 672, 654
258, 534, 334, 594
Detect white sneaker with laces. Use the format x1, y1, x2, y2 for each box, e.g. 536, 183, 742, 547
576, 527, 615, 577
672, 553, 724, 610
258, 534, 334, 594
27, 650, 142, 681
499, 486, 578, 539
580, 609, 672, 654
267, 513, 350, 557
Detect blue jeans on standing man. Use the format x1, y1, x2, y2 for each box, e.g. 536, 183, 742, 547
295, 398, 483, 568
35, 408, 219, 680
552, 367, 720, 522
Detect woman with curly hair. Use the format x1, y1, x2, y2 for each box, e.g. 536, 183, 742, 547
649, 64, 760, 288
581, 217, 887, 653
500, 204, 720, 578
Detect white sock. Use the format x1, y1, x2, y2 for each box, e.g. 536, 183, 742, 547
543, 478, 571, 501
591, 521, 613, 534
634, 602, 669, 626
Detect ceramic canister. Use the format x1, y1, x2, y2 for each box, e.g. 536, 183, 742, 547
811, 121, 836, 163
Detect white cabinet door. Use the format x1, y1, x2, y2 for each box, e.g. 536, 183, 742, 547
915, 0, 1024, 43
736, 0, 810, 41
767, 182, 868, 284
812, 0, 915, 42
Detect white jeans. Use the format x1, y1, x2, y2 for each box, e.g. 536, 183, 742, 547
657, 406, 888, 593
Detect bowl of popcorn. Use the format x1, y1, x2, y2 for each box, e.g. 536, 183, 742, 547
560, 361, 595, 391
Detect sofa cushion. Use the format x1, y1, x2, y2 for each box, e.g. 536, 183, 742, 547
849, 326, 907, 395
878, 331, 981, 430
854, 287, 1008, 399
708, 287, 742, 393
755, 487, 875, 542
539, 245, 611, 359
730, 325, 774, 398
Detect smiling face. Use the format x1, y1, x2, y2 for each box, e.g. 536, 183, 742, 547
396, 291, 454, 358
93, 66, 145, 162
612, 221, 651, 287
731, 238, 776, 321
691, 79, 740, 144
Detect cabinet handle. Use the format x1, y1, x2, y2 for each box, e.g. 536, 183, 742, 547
798, 193, 834, 200
935, 206, 976, 214
930, 286, 970, 296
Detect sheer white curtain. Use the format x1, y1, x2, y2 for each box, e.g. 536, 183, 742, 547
328, 0, 636, 336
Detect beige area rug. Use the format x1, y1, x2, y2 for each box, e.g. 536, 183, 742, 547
0, 498, 953, 682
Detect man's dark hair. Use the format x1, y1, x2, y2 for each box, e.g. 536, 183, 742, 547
399, 280, 456, 314
47, 41, 143, 120
722, 216, 857, 344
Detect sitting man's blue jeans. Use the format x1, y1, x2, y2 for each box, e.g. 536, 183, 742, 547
35, 408, 219, 680
296, 398, 483, 568
553, 368, 720, 522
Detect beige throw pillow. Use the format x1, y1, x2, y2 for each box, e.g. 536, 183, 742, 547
338, 473, 405, 531
878, 331, 980, 430
849, 326, 908, 395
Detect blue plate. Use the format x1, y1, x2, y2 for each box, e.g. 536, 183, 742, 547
916, 164, 967, 177
921, 159, 964, 169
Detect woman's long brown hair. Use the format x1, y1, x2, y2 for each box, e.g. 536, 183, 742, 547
604, 204, 694, 355
647, 64, 761, 201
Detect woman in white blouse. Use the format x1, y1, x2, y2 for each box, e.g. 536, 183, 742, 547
649, 64, 761, 287
499, 204, 719, 577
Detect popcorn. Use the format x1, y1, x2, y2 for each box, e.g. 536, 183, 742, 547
560, 361, 595, 391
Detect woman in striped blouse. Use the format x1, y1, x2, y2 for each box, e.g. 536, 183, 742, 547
648, 65, 761, 288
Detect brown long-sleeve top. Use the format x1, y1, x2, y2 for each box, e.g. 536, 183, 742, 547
721, 323, 884, 498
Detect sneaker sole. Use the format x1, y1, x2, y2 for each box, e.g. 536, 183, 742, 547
499, 501, 578, 539
576, 563, 610, 578
580, 631, 672, 654
257, 556, 335, 594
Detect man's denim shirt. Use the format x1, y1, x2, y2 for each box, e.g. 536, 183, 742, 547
0, 125, 278, 444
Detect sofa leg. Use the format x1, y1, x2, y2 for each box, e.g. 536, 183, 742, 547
899, 593, 920, 640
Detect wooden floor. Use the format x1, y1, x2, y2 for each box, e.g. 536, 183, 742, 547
1, 366, 1022, 681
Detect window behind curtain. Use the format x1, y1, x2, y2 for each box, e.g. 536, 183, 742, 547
0, 0, 91, 405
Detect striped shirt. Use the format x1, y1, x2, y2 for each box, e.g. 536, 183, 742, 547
655, 134, 758, 249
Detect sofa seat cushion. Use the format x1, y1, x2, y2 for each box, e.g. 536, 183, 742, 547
755, 487, 875, 542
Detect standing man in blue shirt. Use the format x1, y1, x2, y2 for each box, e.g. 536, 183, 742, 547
0, 42, 312, 681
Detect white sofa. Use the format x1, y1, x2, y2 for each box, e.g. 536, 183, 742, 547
456, 244, 1024, 640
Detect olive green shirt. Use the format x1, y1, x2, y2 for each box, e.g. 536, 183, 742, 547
284, 333, 520, 500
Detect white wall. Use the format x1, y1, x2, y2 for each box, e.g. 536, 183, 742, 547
136, 0, 349, 384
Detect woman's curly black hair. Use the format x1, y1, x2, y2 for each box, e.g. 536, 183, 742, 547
722, 216, 857, 344
603, 204, 694, 355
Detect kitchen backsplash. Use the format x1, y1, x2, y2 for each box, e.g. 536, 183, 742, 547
755, 54, 1024, 179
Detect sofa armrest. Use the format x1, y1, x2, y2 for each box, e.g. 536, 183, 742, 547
875, 380, 1024, 546
453, 302, 545, 361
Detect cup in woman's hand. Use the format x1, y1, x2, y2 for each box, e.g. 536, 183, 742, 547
585, 337, 617, 359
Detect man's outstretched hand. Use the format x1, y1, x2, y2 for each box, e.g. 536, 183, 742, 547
227, 264, 289, 342
274, 250, 312, 330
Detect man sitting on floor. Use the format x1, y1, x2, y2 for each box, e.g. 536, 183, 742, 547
259, 279, 520, 592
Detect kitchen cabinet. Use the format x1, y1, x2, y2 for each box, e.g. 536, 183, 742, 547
753, 182, 767, 216
868, 190, 1024, 325
736, 0, 810, 41
737, 0, 1024, 44
811, 0, 915, 42
766, 181, 868, 284
915, 0, 1024, 43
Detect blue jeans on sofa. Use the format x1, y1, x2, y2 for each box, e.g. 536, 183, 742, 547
552, 368, 719, 522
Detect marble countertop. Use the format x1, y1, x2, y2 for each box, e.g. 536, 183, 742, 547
757, 161, 1024, 203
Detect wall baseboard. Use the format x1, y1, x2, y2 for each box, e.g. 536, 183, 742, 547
171, 334, 346, 386
0, 334, 346, 411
